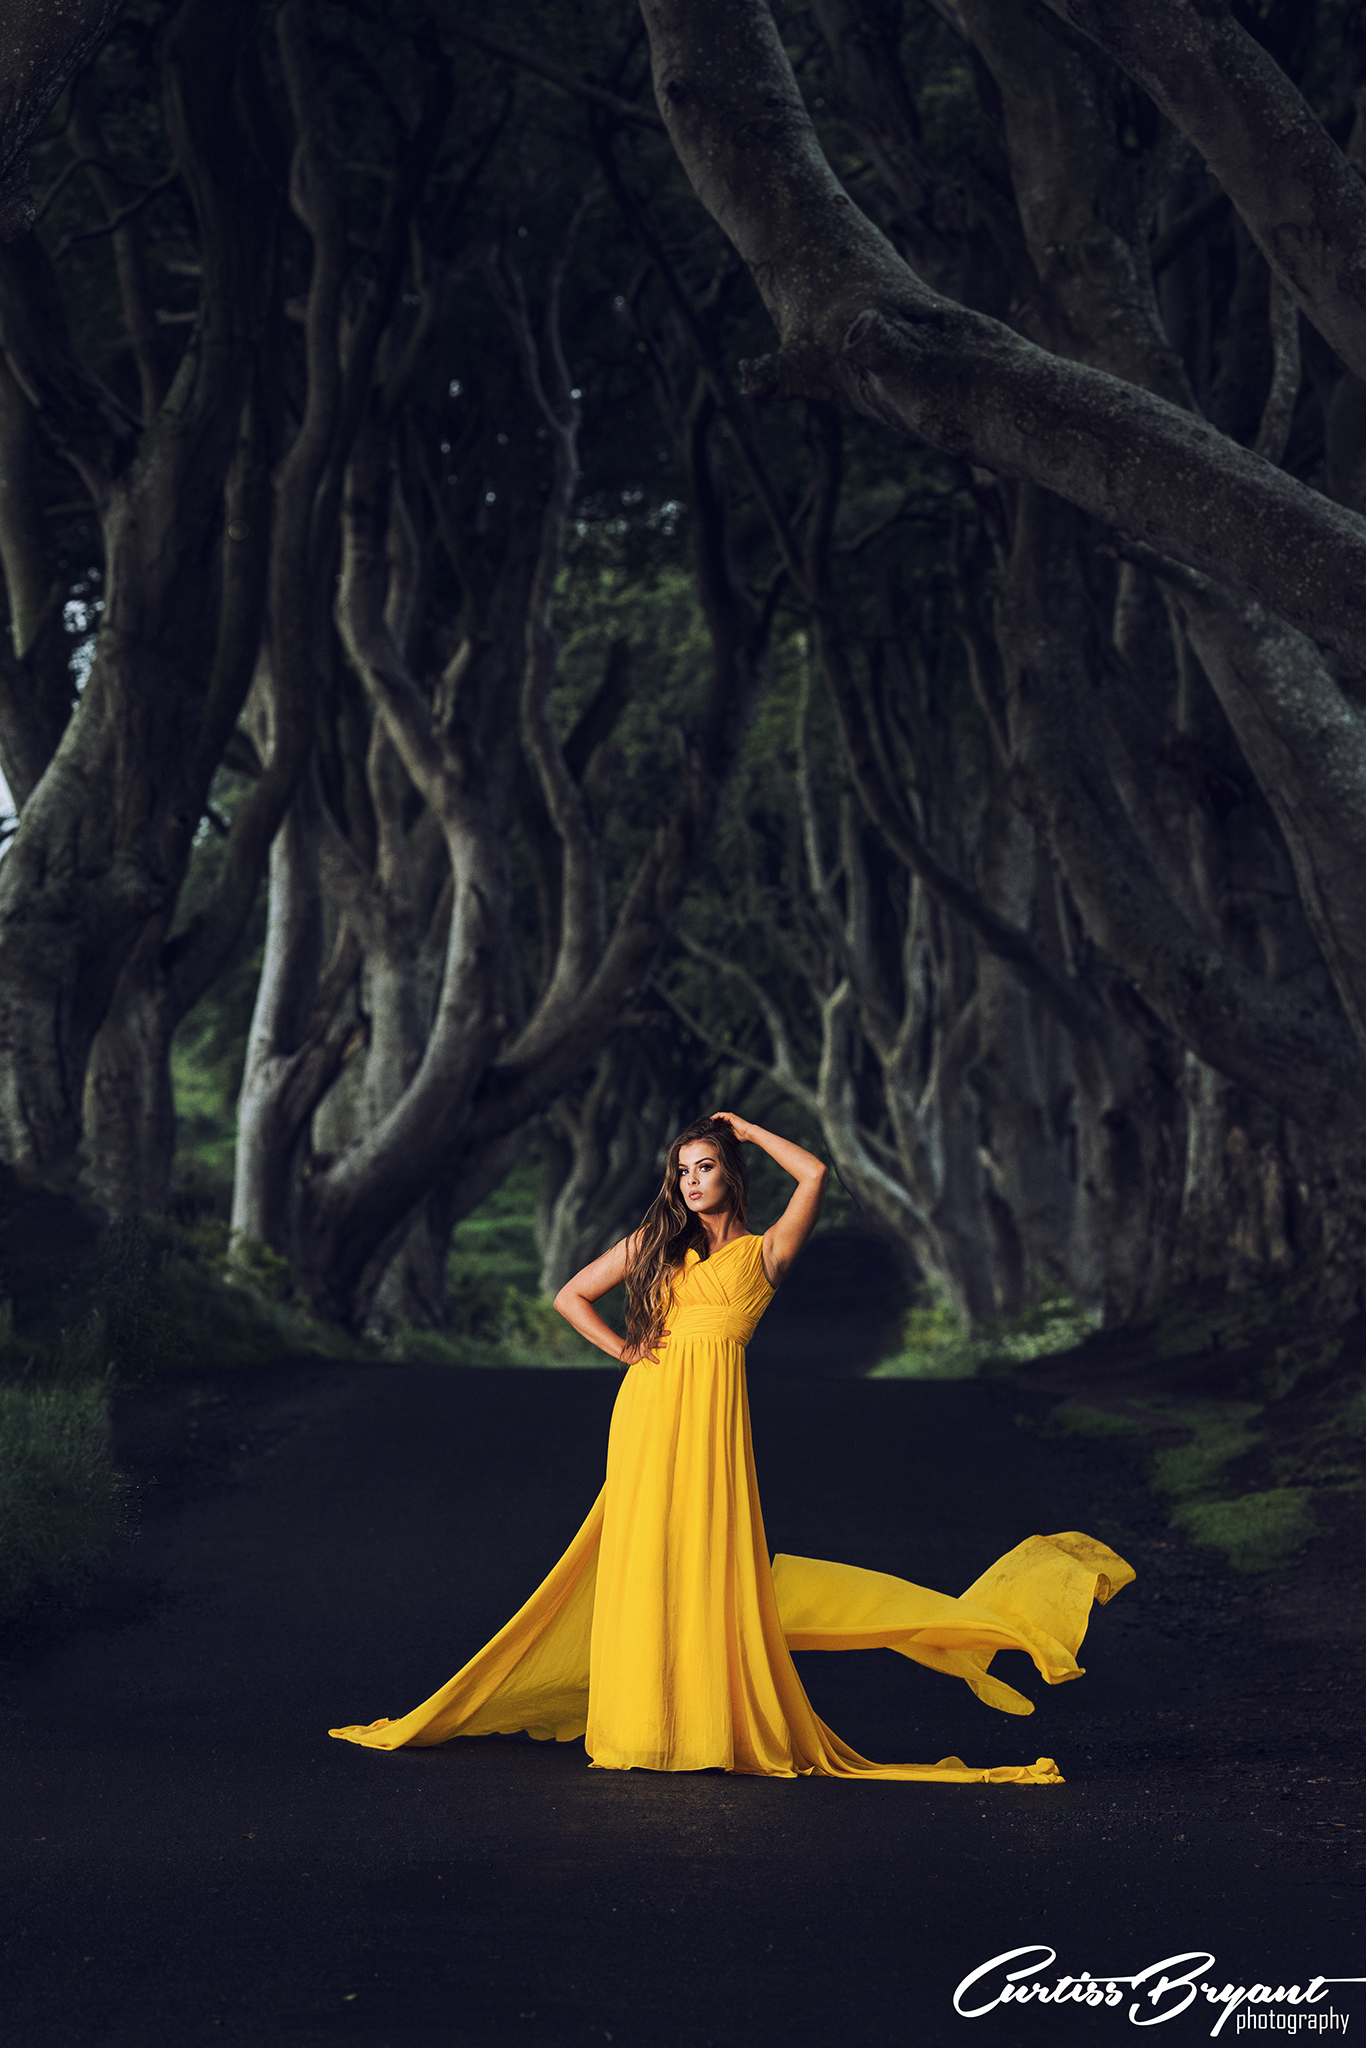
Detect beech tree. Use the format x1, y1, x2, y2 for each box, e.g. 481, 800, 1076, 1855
6, 0, 1365, 1341
633, 0, 1366, 1107
0, 2, 782, 1331
622, 0, 1366, 1318
224, 65, 784, 1325
0, 2, 457, 1225
0, 2, 277, 1182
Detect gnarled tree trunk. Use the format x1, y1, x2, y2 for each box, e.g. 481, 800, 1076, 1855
0, 2, 272, 1180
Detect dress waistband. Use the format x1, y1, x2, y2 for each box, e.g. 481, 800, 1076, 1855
666, 1306, 753, 1345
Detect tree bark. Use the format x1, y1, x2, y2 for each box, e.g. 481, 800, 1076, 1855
0, 0, 124, 243
232, 770, 362, 1256
1034, 0, 1366, 389
638, 0, 1366, 672
971, 777, 1075, 1307
806, 0, 1009, 312
80, 914, 177, 1219
78, 1, 449, 1222
0, 0, 271, 1176
994, 484, 1366, 1140
1141, 557, 1366, 1057
0, 349, 66, 808
293, 286, 776, 1324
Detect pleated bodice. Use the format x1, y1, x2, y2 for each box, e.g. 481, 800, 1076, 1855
662, 1235, 774, 1347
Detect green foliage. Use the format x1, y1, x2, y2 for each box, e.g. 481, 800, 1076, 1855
435, 1155, 620, 1368
1139, 1395, 1341, 1569
0, 1212, 355, 1626
0, 1384, 125, 1623
0, 1220, 352, 1398
153, 1222, 363, 1368
385, 1300, 617, 1372
0, 1172, 334, 1632
1147, 1401, 1263, 1500
1022, 1393, 1325, 1574
871, 1285, 1100, 1380
220, 1233, 297, 1309
1040, 1405, 1150, 1439
499, 1293, 621, 1369
1095, 1386, 1357, 1574
1030, 1295, 1365, 1574
446, 1155, 544, 1313
1170, 1489, 1317, 1575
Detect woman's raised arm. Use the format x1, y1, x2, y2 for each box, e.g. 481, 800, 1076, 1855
710, 1112, 827, 1287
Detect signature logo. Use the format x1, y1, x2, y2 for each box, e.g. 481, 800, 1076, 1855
953, 1948, 1366, 2036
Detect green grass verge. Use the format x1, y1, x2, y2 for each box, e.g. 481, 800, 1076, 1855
434, 1157, 623, 1368
1169, 1488, 1318, 1574
0, 1383, 125, 1623
1040, 1404, 1150, 1439
0, 1214, 357, 1629
1147, 1401, 1263, 1499
1142, 1398, 1324, 1572
1053, 1392, 1343, 1574
386, 1297, 619, 1372
871, 1285, 1100, 1380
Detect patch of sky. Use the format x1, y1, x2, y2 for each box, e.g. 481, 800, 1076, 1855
66, 595, 102, 690
0, 598, 102, 852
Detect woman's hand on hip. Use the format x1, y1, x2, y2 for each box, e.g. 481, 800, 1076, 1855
620, 1330, 668, 1366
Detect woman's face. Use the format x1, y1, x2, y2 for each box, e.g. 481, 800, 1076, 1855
677, 1140, 730, 1218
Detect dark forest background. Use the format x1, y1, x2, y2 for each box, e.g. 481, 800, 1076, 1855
4, 0, 1366, 1611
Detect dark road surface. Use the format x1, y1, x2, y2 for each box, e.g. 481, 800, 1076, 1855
2, 1362, 1362, 2047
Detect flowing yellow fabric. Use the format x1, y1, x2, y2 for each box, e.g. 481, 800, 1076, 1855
331, 1235, 1133, 1783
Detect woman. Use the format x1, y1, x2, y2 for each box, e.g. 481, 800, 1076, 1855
330, 1113, 1133, 1783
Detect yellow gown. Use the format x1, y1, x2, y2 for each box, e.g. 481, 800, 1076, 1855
330, 1233, 1133, 1783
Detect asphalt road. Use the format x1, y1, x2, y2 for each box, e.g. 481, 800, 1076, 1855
1, 1360, 1361, 2047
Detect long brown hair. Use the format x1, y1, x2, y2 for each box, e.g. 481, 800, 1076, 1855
623, 1118, 750, 1348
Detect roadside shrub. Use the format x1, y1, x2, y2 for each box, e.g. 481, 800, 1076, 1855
1041, 1405, 1150, 1439
0, 1213, 354, 1630
387, 1290, 617, 1369
0, 1383, 125, 1622
871, 1285, 1099, 1379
